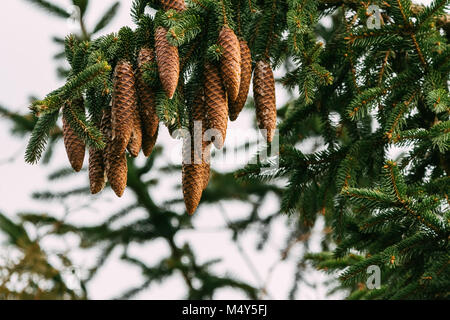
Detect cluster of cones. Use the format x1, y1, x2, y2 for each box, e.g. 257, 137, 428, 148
62, 0, 277, 215
180, 25, 278, 215
63, 47, 160, 198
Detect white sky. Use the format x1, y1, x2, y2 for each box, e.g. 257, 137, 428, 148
0, 0, 433, 300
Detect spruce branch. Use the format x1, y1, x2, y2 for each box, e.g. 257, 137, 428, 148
24, 110, 60, 164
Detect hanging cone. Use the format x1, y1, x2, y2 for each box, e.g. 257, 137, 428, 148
160, 0, 186, 12
253, 60, 277, 143
229, 39, 252, 121
218, 26, 241, 102
155, 26, 180, 99
204, 62, 228, 149
182, 135, 205, 215
88, 146, 106, 195
62, 99, 86, 172
108, 147, 128, 198
127, 106, 143, 158
136, 47, 159, 140
102, 107, 128, 197
112, 60, 137, 154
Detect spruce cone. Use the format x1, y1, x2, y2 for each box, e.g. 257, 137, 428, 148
229, 39, 252, 121
102, 107, 128, 197
218, 26, 241, 102
88, 147, 106, 195
62, 99, 85, 172
161, 0, 186, 12
142, 127, 159, 157
155, 26, 180, 99
108, 147, 128, 198
127, 106, 143, 158
136, 48, 159, 140
182, 136, 205, 215
253, 60, 277, 143
204, 62, 228, 149
112, 60, 137, 154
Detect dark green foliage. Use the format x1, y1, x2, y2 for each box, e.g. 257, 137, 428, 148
237, 0, 450, 299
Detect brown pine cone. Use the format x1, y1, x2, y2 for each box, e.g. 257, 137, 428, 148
108, 146, 128, 198
204, 62, 228, 149
136, 47, 159, 140
218, 26, 241, 102
229, 39, 252, 121
182, 136, 205, 215
102, 107, 128, 197
253, 60, 277, 143
88, 146, 106, 195
155, 26, 180, 99
62, 99, 86, 172
112, 60, 137, 154
127, 106, 143, 158
142, 126, 159, 157
160, 0, 186, 12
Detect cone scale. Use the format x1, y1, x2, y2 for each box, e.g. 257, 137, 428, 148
160, 0, 186, 12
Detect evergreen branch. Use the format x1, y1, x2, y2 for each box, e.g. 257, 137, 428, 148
413, 0, 450, 30
410, 32, 427, 69
384, 161, 442, 233
62, 100, 105, 150
378, 49, 391, 86
395, 0, 411, 25
24, 110, 59, 164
